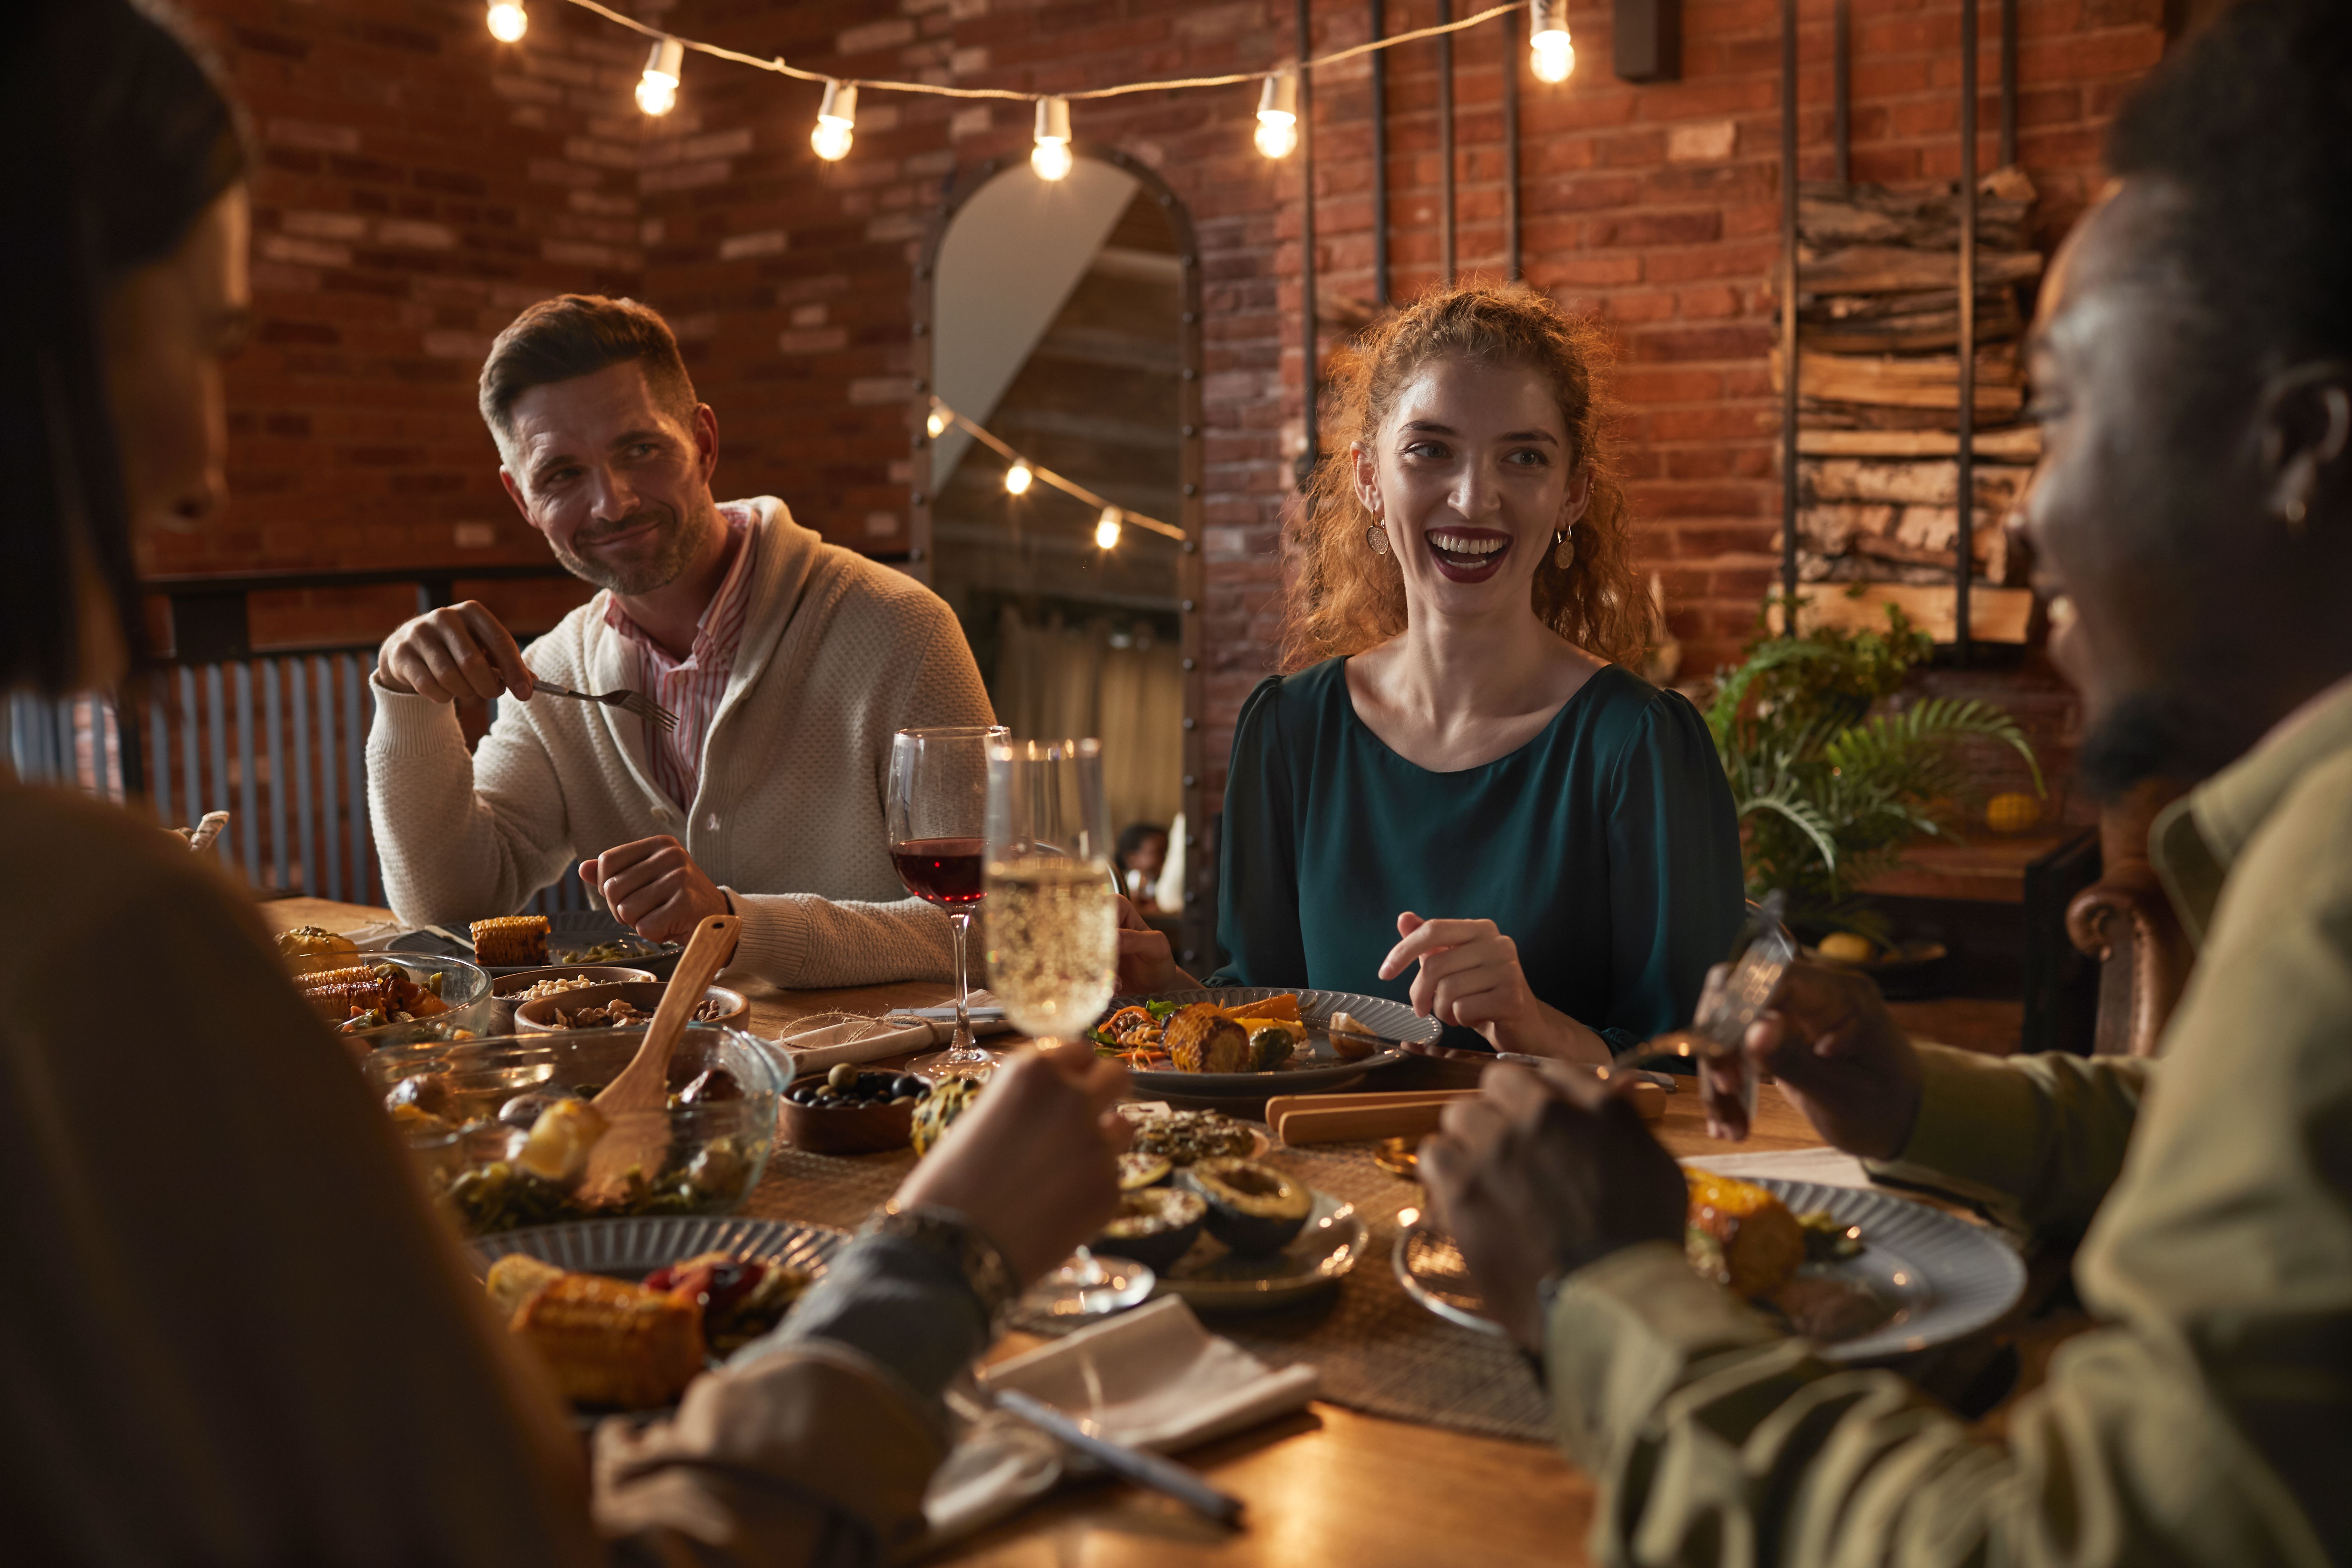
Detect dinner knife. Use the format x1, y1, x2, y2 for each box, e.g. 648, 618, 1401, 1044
990, 1388, 1245, 1526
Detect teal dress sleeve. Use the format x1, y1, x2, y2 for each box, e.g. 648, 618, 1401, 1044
1594, 691, 1745, 1056
1210, 677, 1303, 987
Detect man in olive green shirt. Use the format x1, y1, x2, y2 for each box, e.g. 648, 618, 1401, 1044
1419, 4, 2352, 1562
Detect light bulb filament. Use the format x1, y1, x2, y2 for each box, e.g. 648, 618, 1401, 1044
1095, 509, 1123, 549
1005, 461, 1034, 496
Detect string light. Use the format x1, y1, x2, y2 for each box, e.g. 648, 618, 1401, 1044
486, 1, 528, 42
811, 79, 856, 160
636, 37, 683, 115
1254, 72, 1298, 159
928, 400, 1186, 547
1031, 96, 1074, 181
1529, 0, 1574, 83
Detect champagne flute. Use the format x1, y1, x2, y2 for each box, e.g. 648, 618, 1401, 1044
888, 725, 1007, 1075
985, 738, 1148, 1317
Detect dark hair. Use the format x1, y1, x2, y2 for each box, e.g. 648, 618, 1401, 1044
2107, 0, 2352, 370
1, 0, 247, 694
1115, 821, 1168, 869
478, 295, 699, 448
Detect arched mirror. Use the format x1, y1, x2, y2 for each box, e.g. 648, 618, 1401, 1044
908, 147, 1212, 968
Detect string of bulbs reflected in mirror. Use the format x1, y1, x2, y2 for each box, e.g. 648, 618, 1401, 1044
484, 1, 1574, 165
924, 399, 1187, 553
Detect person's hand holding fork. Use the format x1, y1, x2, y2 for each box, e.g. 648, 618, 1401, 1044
375, 600, 536, 703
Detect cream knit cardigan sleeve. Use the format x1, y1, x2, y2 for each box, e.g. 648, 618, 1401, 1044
367, 499, 994, 989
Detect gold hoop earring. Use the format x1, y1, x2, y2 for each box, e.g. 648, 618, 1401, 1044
1553, 525, 1575, 571
2285, 496, 2310, 534
1366, 523, 1391, 555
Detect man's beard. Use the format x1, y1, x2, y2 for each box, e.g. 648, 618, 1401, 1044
551, 504, 711, 596
2077, 691, 2241, 802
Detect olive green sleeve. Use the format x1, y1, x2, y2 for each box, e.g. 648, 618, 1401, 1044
1865, 1044, 2151, 1243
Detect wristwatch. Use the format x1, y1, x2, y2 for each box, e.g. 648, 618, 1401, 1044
861, 1200, 1022, 1325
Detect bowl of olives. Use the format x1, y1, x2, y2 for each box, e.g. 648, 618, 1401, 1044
780, 1063, 933, 1155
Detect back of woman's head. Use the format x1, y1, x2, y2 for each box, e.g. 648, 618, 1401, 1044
2, 0, 246, 695
1282, 284, 1650, 673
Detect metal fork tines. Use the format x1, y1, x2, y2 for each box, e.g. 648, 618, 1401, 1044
531, 680, 680, 733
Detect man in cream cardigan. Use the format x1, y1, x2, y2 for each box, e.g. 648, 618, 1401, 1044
366, 295, 991, 986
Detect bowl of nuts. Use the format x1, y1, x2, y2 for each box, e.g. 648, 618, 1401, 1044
512, 980, 749, 1035
780, 1063, 934, 1155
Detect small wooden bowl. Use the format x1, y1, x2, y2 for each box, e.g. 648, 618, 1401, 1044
781, 1076, 929, 1155
513, 980, 749, 1034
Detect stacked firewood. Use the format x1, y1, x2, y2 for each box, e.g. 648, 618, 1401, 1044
1773, 169, 2046, 589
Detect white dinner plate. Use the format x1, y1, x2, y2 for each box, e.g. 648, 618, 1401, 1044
1396, 1176, 2025, 1361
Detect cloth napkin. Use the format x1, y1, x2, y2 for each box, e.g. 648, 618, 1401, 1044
919, 1297, 1318, 1546
1680, 1146, 1876, 1191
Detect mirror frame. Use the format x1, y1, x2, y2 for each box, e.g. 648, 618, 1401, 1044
906, 142, 1214, 971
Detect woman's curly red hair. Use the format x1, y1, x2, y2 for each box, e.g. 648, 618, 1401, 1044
1277, 284, 1650, 673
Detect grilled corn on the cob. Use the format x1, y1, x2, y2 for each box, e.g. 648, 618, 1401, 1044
1684, 1169, 1805, 1300
509, 1273, 706, 1408
1164, 1003, 1248, 1074
471, 915, 550, 967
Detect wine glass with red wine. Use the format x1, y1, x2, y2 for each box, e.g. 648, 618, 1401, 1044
888, 726, 1007, 1073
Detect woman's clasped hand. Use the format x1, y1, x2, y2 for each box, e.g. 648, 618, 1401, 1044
1378, 912, 1611, 1064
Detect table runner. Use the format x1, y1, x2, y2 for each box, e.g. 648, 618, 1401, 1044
742, 1129, 1556, 1444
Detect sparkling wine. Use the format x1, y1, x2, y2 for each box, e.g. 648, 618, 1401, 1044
891, 836, 986, 907
983, 858, 1118, 1040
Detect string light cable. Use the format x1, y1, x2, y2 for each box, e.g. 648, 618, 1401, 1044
930, 399, 1186, 546
542, 0, 1568, 133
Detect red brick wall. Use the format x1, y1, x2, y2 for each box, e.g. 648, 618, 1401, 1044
178, 0, 2167, 766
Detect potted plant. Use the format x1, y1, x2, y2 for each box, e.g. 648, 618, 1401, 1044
1703, 597, 2042, 955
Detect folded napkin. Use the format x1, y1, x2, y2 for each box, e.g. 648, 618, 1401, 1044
769, 998, 1020, 1073
1680, 1146, 1876, 1191
920, 1297, 1317, 1545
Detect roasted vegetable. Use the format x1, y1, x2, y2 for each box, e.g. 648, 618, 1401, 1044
471, 915, 550, 967
911, 1076, 985, 1157
509, 1272, 705, 1408
1092, 1187, 1207, 1271
1184, 1157, 1311, 1255
485, 1254, 566, 1319
1164, 1003, 1248, 1074
1118, 1151, 1173, 1191
1246, 1026, 1296, 1072
296, 962, 450, 1027
276, 924, 357, 961
1128, 1109, 1256, 1164
1684, 1169, 1805, 1299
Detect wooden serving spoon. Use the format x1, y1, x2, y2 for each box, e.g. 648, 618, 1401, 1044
578, 912, 741, 1204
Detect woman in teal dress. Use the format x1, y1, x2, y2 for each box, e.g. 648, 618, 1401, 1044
1123, 286, 1742, 1063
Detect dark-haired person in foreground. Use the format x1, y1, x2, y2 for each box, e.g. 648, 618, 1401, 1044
1, 4, 1129, 1562
1420, 3, 2352, 1561
365, 294, 992, 986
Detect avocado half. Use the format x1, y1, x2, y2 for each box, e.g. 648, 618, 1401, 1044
1092, 1186, 1208, 1271
1183, 1157, 1313, 1256
1118, 1150, 1174, 1191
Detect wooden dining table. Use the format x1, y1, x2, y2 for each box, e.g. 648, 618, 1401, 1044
265, 896, 1933, 1568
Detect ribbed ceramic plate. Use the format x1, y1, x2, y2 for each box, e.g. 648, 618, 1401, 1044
469, 1214, 848, 1282
1110, 988, 1434, 1098
1151, 1188, 1364, 1312
394, 910, 681, 978
1396, 1177, 2025, 1362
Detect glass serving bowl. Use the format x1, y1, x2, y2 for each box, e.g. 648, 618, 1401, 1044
288, 951, 496, 1048
366, 1024, 789, 1236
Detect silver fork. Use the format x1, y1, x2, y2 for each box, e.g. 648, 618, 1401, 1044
530, 679, 680, 733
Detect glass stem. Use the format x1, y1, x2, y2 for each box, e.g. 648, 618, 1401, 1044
951, 911, 973, 1044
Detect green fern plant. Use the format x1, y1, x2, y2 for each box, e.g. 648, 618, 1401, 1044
1704, 597, 2043, 938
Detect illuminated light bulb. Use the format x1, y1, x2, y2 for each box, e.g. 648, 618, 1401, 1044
1254, 72, 1298, 160
1095, 508, 1123, 549
1031, 96, 1073, 181
486, 1, 528, 43
636, 37, 683, 116
810, 79, 856, 161
1004, 461, 1034, 496
925, 406, 949, 439
1530, 0, 1575, 83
